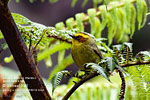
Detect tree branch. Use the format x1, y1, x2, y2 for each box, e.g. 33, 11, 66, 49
0, 2, 51, 100
62, 72, 98, 100
47, 34, 72, 44
121, 60, 150, 67
62, 60, 150, 100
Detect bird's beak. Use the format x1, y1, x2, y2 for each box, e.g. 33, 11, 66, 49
69, 34, 75, 39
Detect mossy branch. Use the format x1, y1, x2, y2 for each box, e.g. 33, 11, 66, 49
47, 34, 72, 44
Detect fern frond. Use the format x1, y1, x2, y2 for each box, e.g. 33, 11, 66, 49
48, 54, 74, 81
51, 70, 70, 94
37, 42, 71, 61
139, 65, 150, 99
75, 13, 85, 32
128, 66, 146, 100
54, 0, 148, 45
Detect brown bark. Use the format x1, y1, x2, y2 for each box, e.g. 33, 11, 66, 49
0, 1, 51, 100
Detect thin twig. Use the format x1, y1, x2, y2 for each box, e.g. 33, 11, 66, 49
33, 31, 46, 51
29, 34, 32, 51
121, 60, 150, 67
118, 70, 126, 100
62, 72, 98, 100
62, 60, 150, 100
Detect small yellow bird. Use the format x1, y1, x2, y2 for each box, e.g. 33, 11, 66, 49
69, 32, 103, 70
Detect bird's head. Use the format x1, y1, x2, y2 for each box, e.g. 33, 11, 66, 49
69, 32, 95, 46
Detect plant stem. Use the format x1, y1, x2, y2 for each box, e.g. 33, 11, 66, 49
121, 60, 150, 67
62, 60, 150, 100
62, 72, 98, 100
118, 70, 125, 100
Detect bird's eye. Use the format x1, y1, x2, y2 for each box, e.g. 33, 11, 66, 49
76, 36, 81, 40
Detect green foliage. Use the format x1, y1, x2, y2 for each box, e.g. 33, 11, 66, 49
48, 54, 74, 81
54, 0, 148, 45
85, 63, 110, 81
88, 8, 96, 35
103, 57, 118, 73
75, 13, 85, 32
128, 66, 146, 100
0, 31, 4, 39
136, 51, 150, 60
4, 55, 13, 63
37, 42, 71, 61
136, 0, 148, 30
51, 73, 139, 100
112, 43, 150, 99
51, 70, 70, 94
2, 0, 150, 99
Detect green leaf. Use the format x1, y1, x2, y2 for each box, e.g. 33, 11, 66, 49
45, 56, 53, 67
136, 0, 143, 30
137, 51, 150, 57
141, 0, 148, 28
12, 13, 31, 25
51, 70, 70, 94
128, 66, 146, 99
48, 54, 74, 81
55, 22, 65, 30
101, 42, 113, 54
117, 8, 125, 42
109, 2, 117, 37
4, 55, 13, 63
49, 0, 58, 3
0, 31, 4, 39
136, 51, 150, 60
99, 5, 107, 32
86, 63, 110, 81
58, 50, 65, 64
72, 0, 77, 7
93, 0, 97, 8
125, 0, 131, 34
140, 65, 150, 97
107, 13, 114, 46
112, 45, 122, 51
104, 57, 117, 73
75, 13, 85, 32
95, 17, 101, 38
82, 0, 88, 8
130, 4, 136, 38
37, 42, 71, 61
66, 17, 74, 30
122, 42, 133, 51
88, 8, 96, 35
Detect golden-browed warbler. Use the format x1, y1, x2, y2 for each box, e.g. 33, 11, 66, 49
69, 32, 103, 70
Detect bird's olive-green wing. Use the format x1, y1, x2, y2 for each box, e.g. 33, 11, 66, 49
92, 44, 104, 59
